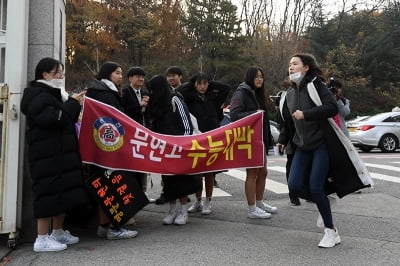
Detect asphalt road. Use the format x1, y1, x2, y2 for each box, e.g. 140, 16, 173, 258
1, 151, 399, 265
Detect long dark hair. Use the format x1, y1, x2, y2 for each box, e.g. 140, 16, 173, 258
243, 66, 267, 110
31, 57, 61, 86
96, 61, 121, 81
147, 75, 171, 121
291, 53, 324, 82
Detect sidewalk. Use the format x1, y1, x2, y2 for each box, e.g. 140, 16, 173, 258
1, 192, 400, 265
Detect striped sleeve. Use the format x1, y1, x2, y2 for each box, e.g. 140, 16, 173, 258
171, 96, 193, 135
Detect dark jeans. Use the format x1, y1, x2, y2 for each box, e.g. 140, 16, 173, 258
288, 143, 333, 228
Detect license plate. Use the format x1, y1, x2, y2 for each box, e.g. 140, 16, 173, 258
347, 127, 356, 132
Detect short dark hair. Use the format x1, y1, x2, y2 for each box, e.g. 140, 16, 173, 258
165, 66, 183, 76
126, 67, 146, 78
34, 57, 61, 81
96, 61, 122, 80
189, 72, 208, 84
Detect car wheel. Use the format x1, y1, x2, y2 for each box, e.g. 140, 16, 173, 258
378, 134, 398, 153
359, 146, 373, 152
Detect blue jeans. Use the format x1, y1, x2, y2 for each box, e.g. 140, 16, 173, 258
288, 143, 333, 228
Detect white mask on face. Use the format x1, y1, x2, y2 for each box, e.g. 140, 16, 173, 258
49, 78, 65, 89
289, 72, 304, 83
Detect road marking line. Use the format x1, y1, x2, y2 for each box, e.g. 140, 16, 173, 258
365, 163, 400, 172
226, 169, 289, 194
201, 181, 231, 197
370, 172, 400, 183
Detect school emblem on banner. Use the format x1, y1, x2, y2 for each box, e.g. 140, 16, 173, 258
93, 117, 125, 152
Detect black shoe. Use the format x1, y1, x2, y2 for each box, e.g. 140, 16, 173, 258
289, 197, 301, 206
155, 193, 166, 205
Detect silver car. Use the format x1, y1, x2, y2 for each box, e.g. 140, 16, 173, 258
349, 112, 400, 152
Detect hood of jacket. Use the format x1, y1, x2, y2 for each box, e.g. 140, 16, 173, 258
87, 79, 112, 92
237, 82, 254, 93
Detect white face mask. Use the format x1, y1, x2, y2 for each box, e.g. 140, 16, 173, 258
289, 72, 304, 83
50, 78, 65, 88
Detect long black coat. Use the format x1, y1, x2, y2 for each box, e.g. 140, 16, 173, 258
279, 78, 371, 197
20, 81, 88, 218
86, 79, 123, 111
178, 81, 230, 132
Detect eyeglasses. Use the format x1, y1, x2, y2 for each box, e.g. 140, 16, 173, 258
49, 71, 65, 77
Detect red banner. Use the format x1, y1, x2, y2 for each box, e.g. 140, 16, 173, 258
79, 97, 265, 175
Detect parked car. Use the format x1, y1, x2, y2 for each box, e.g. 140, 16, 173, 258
346, 116, 370, 129
349, 112, 400, 152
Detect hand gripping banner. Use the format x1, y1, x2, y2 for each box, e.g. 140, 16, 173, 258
79, 97, 265, 175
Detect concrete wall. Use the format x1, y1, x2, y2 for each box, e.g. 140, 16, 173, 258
27, 0, 65, 82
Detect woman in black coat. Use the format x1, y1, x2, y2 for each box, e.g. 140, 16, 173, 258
85, 62, 138, 240
21, 57, 87, 252
147, 75, 201, 225
230, 66, 277, 220
277, 53, 340, 248
178, 73, 231, 215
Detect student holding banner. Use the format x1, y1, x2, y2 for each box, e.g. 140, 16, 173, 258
146, 75, 201, 225
229, 66, 277, 219
178, 72, 231, 215
85, 61, 138, 240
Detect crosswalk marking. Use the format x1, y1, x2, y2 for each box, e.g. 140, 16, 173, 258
370, 172, 400, 184
226, 169, 289, 194
151, 161, 400, 198
202, 180, 231, 197
365, 163, 400, 172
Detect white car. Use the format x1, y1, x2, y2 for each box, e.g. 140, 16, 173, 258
349, 112, 400, 152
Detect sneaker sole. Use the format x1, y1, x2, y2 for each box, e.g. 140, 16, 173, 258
107, 232, 138, 240
34, 246, 67, 252
248, 215, 271, 219
60, 239, 79, 245
174, 221, 188, 225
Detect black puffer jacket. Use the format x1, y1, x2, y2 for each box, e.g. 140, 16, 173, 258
20, 81, 88, 218
230, 82, 273, 149
86, 79, 123, 111
178, 82, 224, 132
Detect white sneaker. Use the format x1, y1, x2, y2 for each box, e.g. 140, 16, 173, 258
248, 207, 271, 219
187, 200, 202, 213
107, 227, 138, 240
257, 201, 278, 214
145, 192, 156, 203
318, 228, 341, 248
317, 195, 337, 228
34, 235, 67, 252
174, 211, 188, 225
163, 208, 178, 225
50, 230, 79, 244
97, 226, 109, 238
201, 201, 212, 215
